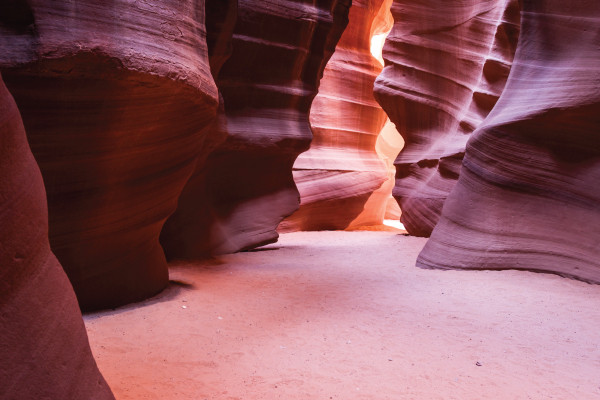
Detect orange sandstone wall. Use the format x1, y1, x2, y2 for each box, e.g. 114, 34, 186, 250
282, 0, 394, 232
348, 119, 404, 228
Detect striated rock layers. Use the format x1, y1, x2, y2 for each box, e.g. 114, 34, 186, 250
374, 0, 520, 236
0, 1, 219, 310
159, 0, 236, 259
161, 0, 352, 258
281, 0, 392, 232
0, 75, 114, 399
418, 0, 600, 283
348, 119, 404, 227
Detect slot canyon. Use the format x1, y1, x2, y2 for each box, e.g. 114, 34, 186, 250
0, 0, 598, 399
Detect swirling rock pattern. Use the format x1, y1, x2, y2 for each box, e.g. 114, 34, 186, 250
418, 0, 600, 283
162, 0, 351, 258
0, 75, 114, 399
348, 119, 404, 227
281, 0, 392, 232
160, 0, 236, 260
0, 0, 218, 310
374, 0, 519, 236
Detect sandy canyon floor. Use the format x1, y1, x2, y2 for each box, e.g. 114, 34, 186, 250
84, 231, 600, 399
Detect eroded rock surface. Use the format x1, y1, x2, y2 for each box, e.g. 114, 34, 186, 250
162, 0, 351, 257
159, 0, 236, 260
0, 74, 114, 399
374, 0, 519, 236
418, 0, 600, 283
348, 119, 404, 227
0, 1, 218, 310
281, 0, 392, 232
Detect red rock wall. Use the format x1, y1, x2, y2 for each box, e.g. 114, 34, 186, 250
281, 0, 392, 232
161, 0, 352, 257
417, 0, 600, 283
0, 0, 219, 310
0, 74, 114, 399
374, 0, 520, 236
1, 0, 353, 307
159, 0, 236, 260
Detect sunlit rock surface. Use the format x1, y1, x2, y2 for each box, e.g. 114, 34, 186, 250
162, 0, 351, 257
374, 0, 520, 236
0, 0, 218, 310
0, 75, 114, 399
281, 0, 393, 232
418, 0, 600, 283
348, 119, 404, 228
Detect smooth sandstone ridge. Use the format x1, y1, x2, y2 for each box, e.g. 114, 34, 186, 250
348, 119, 404, 227
0, 1, 219, 310
374, 0, 520, 236
159, 0, 237, 259
281, 0, 392, 232
161, 0, 352, 258
0, 74, 114, 400
417, 0, 600, 283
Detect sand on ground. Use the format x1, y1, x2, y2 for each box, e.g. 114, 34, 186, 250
84, 231, 600, 400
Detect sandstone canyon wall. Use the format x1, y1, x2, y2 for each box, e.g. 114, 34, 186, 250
0, 74, 114, 399
281, 0, 392, 232
374, 0, 520, 236
0, 0, 354, 309
417, 0, 600, 283
159, 0, 236, 259
347, 119, 404, 228
161, 0, 352, 257
0, 1, 219, 310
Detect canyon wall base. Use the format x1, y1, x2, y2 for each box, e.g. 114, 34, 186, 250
417, 0, 600, 283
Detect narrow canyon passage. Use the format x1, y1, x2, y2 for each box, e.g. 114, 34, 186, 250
84, 231, 600, 400
1, 1, 598, 398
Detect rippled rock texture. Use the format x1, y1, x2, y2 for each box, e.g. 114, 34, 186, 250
159, 0, 236, 259
418, 0, 600, 283
0, 75, 114, 399
162, 0, 352, 257
281, 0, 392, 232
348, 118, 404, 227
374, 0, 520, 236
0, 1, 219, 310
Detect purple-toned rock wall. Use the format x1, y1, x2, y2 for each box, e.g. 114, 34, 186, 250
417, 0, 600, 283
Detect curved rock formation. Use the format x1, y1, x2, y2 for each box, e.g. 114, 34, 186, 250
348, 119, 404, 228
281, 0, 392, 232
161, 0, 351, 258
160, 0, 237, 259
0, 1, 218, 310
417, 0, 600, 283
374, 0, 520, 236
0, 74, 114, 399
